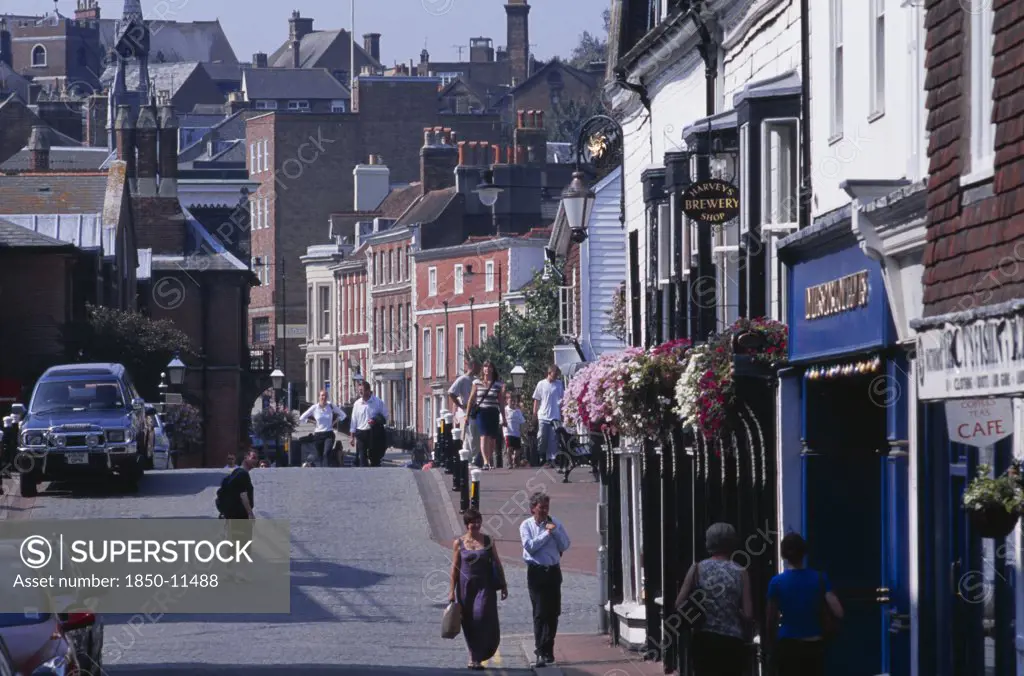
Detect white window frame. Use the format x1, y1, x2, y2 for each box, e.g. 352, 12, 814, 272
392, 250, 399, 282
869, 0, 885, 118
760, 118, 800, 235
479, 324, 487, 344
436, 327, 446, 377
331, 99, 347, 113
262, 139, 269, 172
255, 100, 278, 110
965, 0, 995, 184
423, 329, 432, 378
397, 305, 403, 349
907, 2, 929, 182
428, 267, 438, 296
288, 100, 310, 111
558, 285, 575, 337
455, 325, 466, 371
739, 124, 750, 235
424, 396, 433, 430
485, 260, 495, 292
657, 203, 671, 286
387, 306, 394, 352
454, 264, 464, 295
31, 44, 47, 67
829, 0, 844, 140
249, 144, 256, 174
319, 284, 331, 339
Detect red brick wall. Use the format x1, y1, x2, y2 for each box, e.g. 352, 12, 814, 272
921, 0, 1024, 315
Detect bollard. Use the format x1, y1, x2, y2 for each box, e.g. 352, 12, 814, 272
469, 468, 481, 511
452, 426, 464, 491
459, 448, 472, 513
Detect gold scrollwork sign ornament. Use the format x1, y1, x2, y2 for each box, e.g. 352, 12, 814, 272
805, 270, 869, 320
587, 133, 609, 160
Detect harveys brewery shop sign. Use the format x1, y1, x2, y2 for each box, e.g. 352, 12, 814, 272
681, 179, 740, 224
917, 314, 1024, 400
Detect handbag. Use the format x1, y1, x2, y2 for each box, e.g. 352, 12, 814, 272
468, 382, 495, 420
441, 600, 462, 639
675, 561, 707, 632
819, 571, 840, 639
485, 536, 506, 589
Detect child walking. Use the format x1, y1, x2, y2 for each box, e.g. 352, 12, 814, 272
503, 394, 526, 468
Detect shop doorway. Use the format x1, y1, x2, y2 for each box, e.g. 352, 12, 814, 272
802, 369, 910, 676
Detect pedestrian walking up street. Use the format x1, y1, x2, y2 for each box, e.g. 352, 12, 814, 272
532, 365, 563, 467
449, 357, 481, 465
675, 523, 753, 676
448, 507, 508, 670
520, 491, 571, 668
502, 393, 526, 468
349, 380, 388, 467
765, 533, 844, 676
299, 389, 347, 467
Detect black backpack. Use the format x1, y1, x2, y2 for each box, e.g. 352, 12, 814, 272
215, 467, 244, 516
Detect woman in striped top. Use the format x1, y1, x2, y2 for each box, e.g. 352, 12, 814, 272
465, 360, 508, 470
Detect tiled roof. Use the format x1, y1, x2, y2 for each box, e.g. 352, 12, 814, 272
0, 174, 108, 214
97, 19, 238, 64
100, 62, 201, 99
377, 183, 422, 219
395, 187, 457, 227
0, 217, 76, 249
200, 62, 245, 83
0, 63, 30, 102
242, 68, 349, 100
267, 29, 380, 70
1, 147, 109, 172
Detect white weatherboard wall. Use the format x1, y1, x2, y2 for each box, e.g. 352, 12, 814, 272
720, 0, 802, 104
621, 108, 653, 347
581, 166, 627, 359
810, 0, 926, 217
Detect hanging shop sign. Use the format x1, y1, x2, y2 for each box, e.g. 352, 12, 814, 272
804, 270, 869, 320
681, 179, 740, 223
944, 398, 1013, 448
917, 314, 1024, 400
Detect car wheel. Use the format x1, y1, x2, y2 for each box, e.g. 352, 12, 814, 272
18, 473, 37, 498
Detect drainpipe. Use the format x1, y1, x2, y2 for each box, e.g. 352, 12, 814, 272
799, 0, 811, 231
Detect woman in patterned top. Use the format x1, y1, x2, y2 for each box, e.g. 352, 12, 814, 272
464, 360, 507, 470
674, 522, 753, 676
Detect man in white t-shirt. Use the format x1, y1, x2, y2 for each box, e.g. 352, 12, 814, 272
448, 357, 481, 462
532, 365, 564, 467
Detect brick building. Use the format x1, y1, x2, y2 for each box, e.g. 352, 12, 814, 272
413, 231, 548, 439
244, 77, 502, 398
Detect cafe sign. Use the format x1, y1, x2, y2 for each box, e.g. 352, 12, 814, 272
681, 179, 740, 224
944, 398, 1012, 448
917, 314, 1024, 400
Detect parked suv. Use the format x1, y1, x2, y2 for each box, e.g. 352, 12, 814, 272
11, 363, 153, 497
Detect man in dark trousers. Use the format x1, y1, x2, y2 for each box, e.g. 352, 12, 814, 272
217, 450, 258, 579
519, 491, 571, 668
349, 379, 389, 467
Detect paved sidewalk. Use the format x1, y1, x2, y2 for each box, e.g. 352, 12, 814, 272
415, 464, 600, 575
519, 633, 669, 676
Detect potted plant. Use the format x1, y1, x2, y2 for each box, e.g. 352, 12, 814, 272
962, 462, 1024, 538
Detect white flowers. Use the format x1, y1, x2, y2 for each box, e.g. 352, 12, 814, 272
673, 344, 705, 424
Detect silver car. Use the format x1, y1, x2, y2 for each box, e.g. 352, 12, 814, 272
145, 406, 174, 470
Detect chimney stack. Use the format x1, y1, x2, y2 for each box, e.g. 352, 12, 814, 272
113, 105, 135, 178
354, 154, 390, 212
513, 108, 546, 167
291, 40, 301, 68
363, 33, 381, 63
27, 126, 50, 172
288, 10, 314, 42
74, 0, 100, 21
252, 52, 267, 68
505, 0, 531, 85
158, 104, 179, 197
0, 18, 11, 68
135, 103, 159, 197
420, 126, 459, 194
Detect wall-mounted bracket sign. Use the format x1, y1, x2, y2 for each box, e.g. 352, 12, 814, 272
944, 398, 1012, 448
805, 270, 869, 320
681, 179, 740, 224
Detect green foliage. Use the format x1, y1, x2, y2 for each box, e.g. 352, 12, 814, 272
568, 8, 611, 70
963, 462, 1024, 514
252, 406, 298, 442
164, 402, 203, 448
467, 270, 561, 431
68, 304, 194, 400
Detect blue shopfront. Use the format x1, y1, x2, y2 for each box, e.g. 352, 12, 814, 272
912, 309, 1022, 676
777, 219, 911, 676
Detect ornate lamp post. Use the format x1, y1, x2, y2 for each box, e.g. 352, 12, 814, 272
510, 364, 526, 391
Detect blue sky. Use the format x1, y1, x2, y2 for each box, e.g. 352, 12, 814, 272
6, 0, 608, 66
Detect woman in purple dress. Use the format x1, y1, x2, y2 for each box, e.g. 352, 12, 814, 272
448, 508, 509, 669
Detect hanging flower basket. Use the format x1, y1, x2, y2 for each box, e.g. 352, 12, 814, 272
962, 462, 1024, 539
968, 504, 1020, 539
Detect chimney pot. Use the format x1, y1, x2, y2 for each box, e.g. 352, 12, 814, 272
458, 141, 466, 166
28, 125, 49, 171
517, 110, 525, 128
467, 141, 478, 166
493, 144, 500, 165
537, 110, 544, 128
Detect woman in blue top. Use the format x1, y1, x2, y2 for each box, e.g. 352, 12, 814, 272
766, 533, 844, 676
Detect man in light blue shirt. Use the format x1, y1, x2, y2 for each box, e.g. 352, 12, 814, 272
519, 491, 571, 667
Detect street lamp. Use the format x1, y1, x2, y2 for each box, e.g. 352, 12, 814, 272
474, 168, 503, 208
510, 364, 526, 390
167, 353, 186, 386
270, 367, 284, 391
561, 171, 596, 244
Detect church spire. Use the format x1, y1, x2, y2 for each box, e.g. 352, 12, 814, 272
122, 0, 143, 22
